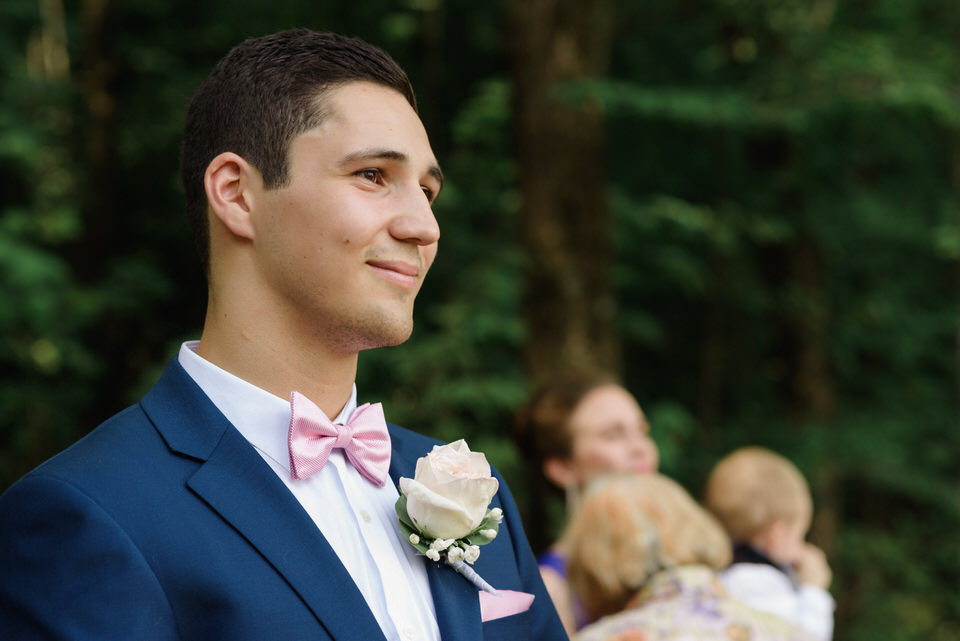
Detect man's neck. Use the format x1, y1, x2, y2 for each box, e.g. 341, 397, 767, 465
196, 310, 358, 419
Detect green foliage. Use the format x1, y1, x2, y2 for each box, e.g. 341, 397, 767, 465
601, 3, 960, 639
0, 1, 957, 639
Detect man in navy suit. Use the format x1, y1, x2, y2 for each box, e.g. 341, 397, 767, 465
0, 29, 567, 641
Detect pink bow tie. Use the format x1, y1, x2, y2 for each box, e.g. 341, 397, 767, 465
287, 391, 391, 486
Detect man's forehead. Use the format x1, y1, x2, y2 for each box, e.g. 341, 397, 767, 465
319, 81, 419, 127
317, 84, 433, 145
304, 85, 440, 179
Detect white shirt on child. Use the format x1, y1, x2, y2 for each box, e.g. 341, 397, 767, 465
721, 563, 835, 641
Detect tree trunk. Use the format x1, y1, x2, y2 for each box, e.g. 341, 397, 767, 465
28, 0, 70, 80
698, 250, 727, 440
954, 143, 960, 420
79, 0, 116, 280
784, 234, 839, 556
786, 236, 836, 420
77, 0, 127, 432
507, 0, 617, 385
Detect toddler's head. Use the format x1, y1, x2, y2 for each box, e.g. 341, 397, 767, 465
704, 447, 812, 566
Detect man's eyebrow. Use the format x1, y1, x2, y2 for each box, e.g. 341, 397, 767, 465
340, 148, 407, 164
340, 148, 444, 189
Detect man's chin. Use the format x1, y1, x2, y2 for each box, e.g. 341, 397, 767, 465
324, 306, 416, 353
357, 321, 414, 351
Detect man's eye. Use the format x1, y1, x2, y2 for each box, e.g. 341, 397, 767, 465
422, 186, 435, 203
357, 169, 382, 182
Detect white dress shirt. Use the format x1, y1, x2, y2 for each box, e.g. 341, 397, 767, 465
721, 563, 835, 641
178, 341, 440, 641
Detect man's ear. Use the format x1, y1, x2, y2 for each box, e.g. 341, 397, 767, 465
543, 457, 578, 488
204, 152, 257, 240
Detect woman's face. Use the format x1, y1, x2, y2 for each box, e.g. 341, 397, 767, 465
564, 385, 659, 485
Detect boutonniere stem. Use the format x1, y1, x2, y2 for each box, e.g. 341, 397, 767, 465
448, 558, 499, 595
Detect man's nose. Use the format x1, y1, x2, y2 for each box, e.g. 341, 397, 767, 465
390, 185, 440, 246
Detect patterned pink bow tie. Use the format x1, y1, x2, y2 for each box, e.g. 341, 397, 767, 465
287, 391, 392, 486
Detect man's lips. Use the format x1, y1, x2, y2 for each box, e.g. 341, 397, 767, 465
367, 259, 421, 285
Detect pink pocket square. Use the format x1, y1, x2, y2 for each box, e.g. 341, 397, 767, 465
478, 590, 535, 623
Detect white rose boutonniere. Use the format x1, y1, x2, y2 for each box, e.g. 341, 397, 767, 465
396, 439, 504, 593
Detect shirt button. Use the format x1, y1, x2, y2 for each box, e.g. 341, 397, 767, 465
360, 509, 372, 523
402, 624, 417, 640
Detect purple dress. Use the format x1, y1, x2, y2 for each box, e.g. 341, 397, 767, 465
538, 548, 591, 629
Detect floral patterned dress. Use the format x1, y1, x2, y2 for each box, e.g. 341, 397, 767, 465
574, 565, 817, 641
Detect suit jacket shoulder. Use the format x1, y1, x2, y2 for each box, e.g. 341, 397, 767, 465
0, 361, 384, 640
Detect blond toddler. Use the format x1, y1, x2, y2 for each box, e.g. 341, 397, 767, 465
705, 447, 835, 641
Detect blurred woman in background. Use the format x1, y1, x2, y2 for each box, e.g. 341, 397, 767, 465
514, 373, 659, 634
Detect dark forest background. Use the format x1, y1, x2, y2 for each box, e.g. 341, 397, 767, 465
1, 1, 958, 638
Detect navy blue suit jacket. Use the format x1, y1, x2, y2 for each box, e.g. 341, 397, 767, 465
0, 360, 567, 640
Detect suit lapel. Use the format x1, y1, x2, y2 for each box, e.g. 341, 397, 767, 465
425, 558, 485, 641
388, 428, 484, 641
142, 361, 386, 641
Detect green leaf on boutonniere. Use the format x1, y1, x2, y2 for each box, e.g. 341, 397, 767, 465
395, 494, 415, 529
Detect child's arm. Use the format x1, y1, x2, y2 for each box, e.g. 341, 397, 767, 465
794, 543, 831, 590
794, 543, 835, 641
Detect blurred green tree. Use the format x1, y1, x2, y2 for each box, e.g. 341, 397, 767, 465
0, 0, 956, 638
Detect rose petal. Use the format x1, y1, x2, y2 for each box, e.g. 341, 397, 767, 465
400, 478, 479, 540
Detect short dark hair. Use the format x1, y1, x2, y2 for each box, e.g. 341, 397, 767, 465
180, 29, 417, 273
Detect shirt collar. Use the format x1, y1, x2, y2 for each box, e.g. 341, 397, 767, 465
177, 340, 358, 472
